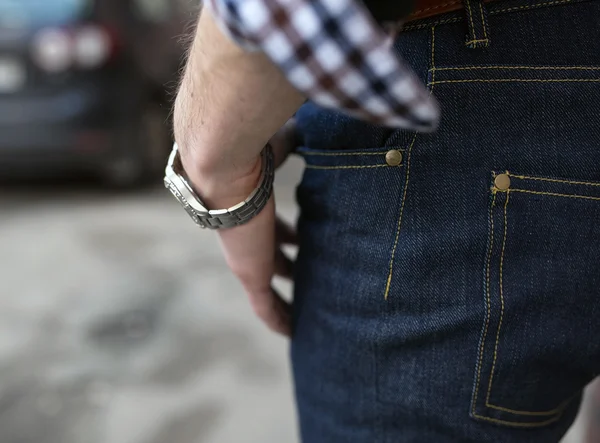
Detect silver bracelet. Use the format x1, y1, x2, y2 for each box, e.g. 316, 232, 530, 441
164, 143, 275, 229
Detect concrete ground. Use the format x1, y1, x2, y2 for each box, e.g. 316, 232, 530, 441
0, 157, 304, 443
0, 155, 587, 443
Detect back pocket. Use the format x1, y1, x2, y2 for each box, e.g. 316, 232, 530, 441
471, 171, 600, 427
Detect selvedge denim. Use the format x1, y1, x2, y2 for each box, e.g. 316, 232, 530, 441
291, 0, 600, 442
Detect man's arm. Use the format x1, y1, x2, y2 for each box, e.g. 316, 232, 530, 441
172, 0, 438, 335
174, 7, 304, 207
173, 7, 304, 335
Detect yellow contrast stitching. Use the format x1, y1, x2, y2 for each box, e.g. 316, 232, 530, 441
511, 174, 600, 187
403, 17, 461, 32
465, 0, 478, 41
479, 1, 488, 41
474, 182, 582, 418
485, 191, 509, 406
383, 133, 416, 299
466, 38, 490, 45
488, 399, 571, 416
492, 0, 574, 15
431, 26, 436, 85
300, 150, 403, 156
404, 0, 580, 32
305, 164, 392, 170
431, 79, 600, 85
472, 412, 563, 427
383, 26, 436, 300
432, 66, 600, 71
504, 188, 600, 201
472, 191, 497, 416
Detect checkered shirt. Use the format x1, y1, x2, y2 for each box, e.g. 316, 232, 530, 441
205, 0, 439, 130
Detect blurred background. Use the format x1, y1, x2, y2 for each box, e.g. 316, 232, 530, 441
0, 1, 594, 442
0, 0, 300, 442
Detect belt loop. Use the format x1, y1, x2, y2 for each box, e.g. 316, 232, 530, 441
462, 0, 490, 48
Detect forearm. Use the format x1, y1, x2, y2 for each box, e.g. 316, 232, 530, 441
173, 7, 304, 205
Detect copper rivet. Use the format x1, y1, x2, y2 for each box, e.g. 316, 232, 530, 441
385, 150, 403, 166
494, 174, 511, 191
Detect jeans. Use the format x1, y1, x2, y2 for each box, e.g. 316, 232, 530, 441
291, 0, 600, 441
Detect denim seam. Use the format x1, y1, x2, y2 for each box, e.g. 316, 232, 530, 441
472, 413, 563, 427
504, 188, 600, 201
465, 38, 489, 44
471, 190, 497, 419
464, 0, 490, 47
404, 17, 461, 32
493, 0, 578, 15
511, 174, 600, 187
383, 26, 436, 300
488, 398, 573, 416
471, 172, 591, 424
471, 189, 565, 424
465, 0, 479, 42
479, 1, 489, 41
383, 132, 417, 300
304, 164, 394, 170
300, 150, 404, 156
432, 66, 600, 71
403, 0, 587, 32
430, 79, 600, 85
484, 173, 599, 414
485, 190, 510, 407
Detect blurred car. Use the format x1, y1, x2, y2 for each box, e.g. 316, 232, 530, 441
0, 0, 195, 185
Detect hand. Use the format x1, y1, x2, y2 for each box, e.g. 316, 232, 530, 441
173, 7, 304, 336
215, 120, 299, 336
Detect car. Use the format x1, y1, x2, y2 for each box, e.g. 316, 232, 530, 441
0, 0, 193, 186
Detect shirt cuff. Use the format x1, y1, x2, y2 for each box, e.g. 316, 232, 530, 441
205, 0, 439, 131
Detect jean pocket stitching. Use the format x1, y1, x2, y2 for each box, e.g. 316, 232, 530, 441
492, 0, 584, 16
304, 164, 397, 170
430, 78, 600, 86
484, 189, 516, 413
298, 147, 406, 169
384, 26, 437, 300
404, 17, 461, 32
472, 189, 568, 426
471, 413, 564, 427
510, 173, 600, 187
431, 66, 600, 72
472, 191, 497, 418
300, 150, 404, 156
508, 188, 600, 201
470, 171, 600, 426
384, 134, 418, 299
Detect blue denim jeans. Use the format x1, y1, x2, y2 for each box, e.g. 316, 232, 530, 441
291, 0, 600, 441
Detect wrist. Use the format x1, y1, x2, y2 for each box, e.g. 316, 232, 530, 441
181, 148, 263, 209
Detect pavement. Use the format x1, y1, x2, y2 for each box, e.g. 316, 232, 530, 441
0, 154, 587, 443
0, 157, 305, 443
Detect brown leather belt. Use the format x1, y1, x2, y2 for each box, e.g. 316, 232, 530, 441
408, 0, 493, 21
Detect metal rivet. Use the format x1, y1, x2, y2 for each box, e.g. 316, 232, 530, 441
494, 173, 511, 191
385, 150, 403, 166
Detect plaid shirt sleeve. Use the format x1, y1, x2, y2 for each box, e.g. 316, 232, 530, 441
205, 0, 439, 131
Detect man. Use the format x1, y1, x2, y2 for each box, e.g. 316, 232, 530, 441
167, 0, 600, 441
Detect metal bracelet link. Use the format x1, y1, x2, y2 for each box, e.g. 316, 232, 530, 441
164, 143, 275, 230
